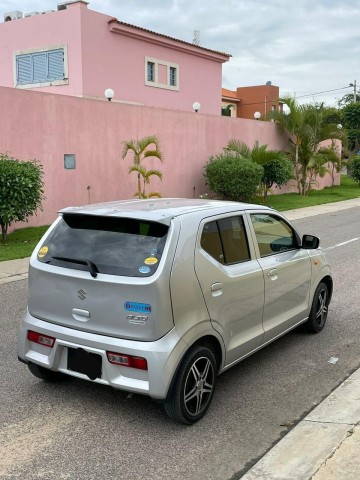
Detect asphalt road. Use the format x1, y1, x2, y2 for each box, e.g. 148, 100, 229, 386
1, 207, 360, 480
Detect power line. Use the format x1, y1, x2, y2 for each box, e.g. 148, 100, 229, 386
294, 86, 350, 99
226, 85, 352, 108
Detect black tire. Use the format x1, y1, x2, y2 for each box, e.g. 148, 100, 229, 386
164, 346, 217, 425
28, 363, 64, 382
304, 282, 329, 333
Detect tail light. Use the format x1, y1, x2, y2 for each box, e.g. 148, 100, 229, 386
107, 351, 148, 370
27, 330, 56, 348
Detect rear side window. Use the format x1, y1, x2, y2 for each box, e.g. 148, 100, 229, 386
201, 221, 224, 264
37, 214, 169, 277
200, 216, 250, 265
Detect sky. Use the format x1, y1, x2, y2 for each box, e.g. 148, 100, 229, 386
2, 0, 360, 107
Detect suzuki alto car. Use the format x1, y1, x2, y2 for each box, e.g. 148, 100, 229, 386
18, 198, 332, 424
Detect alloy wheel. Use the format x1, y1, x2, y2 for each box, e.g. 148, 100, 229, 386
315, 288, 328, 328
183, 356, 215, 416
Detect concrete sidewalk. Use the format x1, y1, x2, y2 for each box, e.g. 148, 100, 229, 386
1, 197, 360, 479
0, 257, 29, 285
280, 196, 360, 221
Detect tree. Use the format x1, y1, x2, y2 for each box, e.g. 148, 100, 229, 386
262, 157, 294, 200
0, 154, 44, 242
269, 98, 343, 195
316, 142, 342, 188
347, 155, 360, 186
322, 107, 343, 126
342, 102, 360, 154
129, 164, 163, 198
121, 135, 163, 199
338, 92, 360, 107
225, 139, 281, 165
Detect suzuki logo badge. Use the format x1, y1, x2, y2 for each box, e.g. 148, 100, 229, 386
77, 289, 87, 300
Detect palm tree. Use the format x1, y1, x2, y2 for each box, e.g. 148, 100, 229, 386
225, 139, 293, 199
225, 139, 282, 165
269, 98, 343, 195
308, 139, 342, 190
129, 164, 163, 198
121, 135, 163, 199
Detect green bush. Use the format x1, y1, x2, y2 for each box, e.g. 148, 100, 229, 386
204, 154, 263, 202
0, 153, 44, 241
347, 155, 360, 186
262, 157, 294, 197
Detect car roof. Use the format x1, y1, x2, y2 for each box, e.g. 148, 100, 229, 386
59, 198, 273, 224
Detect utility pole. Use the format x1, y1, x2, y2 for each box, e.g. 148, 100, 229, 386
350, 80, 357, 102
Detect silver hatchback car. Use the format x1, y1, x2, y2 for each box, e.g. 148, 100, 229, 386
18, 198, 332, 424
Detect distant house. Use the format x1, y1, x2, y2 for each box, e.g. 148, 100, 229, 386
221, 88, 240, 117
0, 0, 231, 115
221, 83, 283, 119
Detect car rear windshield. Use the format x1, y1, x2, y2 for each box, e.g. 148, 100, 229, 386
37, 214, 169, 277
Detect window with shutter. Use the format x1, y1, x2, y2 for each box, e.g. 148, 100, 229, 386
15, 47, 67, 87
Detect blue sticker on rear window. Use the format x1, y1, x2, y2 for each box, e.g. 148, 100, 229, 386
139, 266, 151, 274
124, 301, 152, 313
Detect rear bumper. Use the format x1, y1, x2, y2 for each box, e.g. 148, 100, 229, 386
18, 310, 187, 399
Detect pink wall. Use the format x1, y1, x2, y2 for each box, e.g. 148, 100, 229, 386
0, 2, 227, 115
0, 87, 340, 232
0, 86, 293, 229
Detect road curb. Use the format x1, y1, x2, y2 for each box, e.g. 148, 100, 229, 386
240, 369, 360, 479
0, 273, 28, 285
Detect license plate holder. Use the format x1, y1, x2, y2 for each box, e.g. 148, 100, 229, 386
67, 347, 102, 380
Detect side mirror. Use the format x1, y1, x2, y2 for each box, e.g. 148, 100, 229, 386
302, 234, 320, 249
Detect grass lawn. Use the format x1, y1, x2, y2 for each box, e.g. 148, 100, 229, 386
1, 176, 360, 262
259, 175, 360, 211
0, 225, 49, 262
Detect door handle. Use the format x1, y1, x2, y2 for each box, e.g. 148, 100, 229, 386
211, 282, 223, 297
267, 268, 278, 279
72, 308, 91, 322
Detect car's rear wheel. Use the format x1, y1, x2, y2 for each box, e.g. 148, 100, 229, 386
28, 363, 64, 382
164, 346, 217, 424
304, 282, 329, 333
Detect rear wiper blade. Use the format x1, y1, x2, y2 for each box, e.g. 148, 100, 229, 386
51, 256, 99, 278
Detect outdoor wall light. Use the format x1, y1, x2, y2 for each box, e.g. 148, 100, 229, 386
254, 111, 261, 120
104, 88, 115, 101
192, 101, 201, 112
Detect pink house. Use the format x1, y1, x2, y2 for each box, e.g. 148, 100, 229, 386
0, 1, 230, 115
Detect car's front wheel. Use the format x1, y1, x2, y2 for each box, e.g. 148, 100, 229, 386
28, 363, 64, 382
164, 346, 217, 424
304, 282, 329, 333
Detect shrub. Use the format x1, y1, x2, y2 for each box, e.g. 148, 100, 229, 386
204, 154, 263, 202
0, 153, 44, 241
262, 157, 294, 199
347, 155, 360, 186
